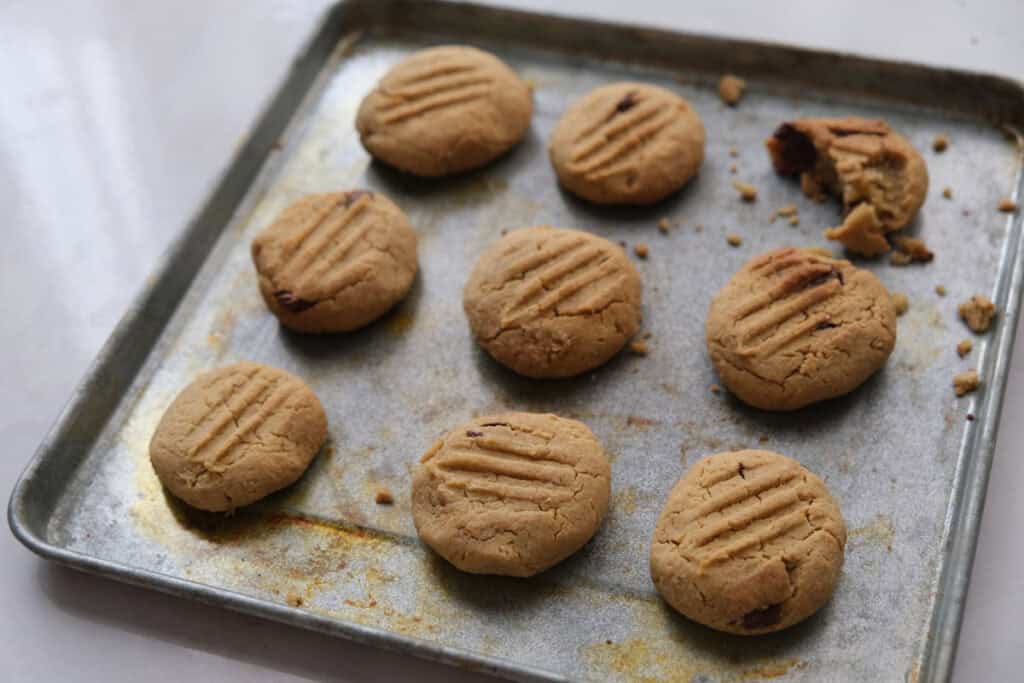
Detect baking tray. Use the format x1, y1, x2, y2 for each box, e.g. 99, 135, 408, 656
9, 1, 1024, 681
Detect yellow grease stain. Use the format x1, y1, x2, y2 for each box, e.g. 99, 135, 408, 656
849, 514, 896, 552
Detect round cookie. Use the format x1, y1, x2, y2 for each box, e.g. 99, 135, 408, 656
650, 450, 846, 635
548, 82, 705, 205
412, 412, 611, 577
705, 247, 896, 411
251, 190, 418, 333
463, 226, 642, 378
150, 362, 328, 512
356, 45, 533, 177
765, 117, 928, 254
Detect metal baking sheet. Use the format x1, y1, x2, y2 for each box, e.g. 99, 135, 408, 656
10, 2, 1024, 681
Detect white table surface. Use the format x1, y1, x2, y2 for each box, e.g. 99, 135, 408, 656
2, 1, 1022, 680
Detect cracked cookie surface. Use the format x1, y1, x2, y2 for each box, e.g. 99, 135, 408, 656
765, 117, 928, 255
411, 412, 611, 577
356, 45, 533, 177
149, 362, 328, 512
706, 247, 896, 411
650, 449, 846, 635
251, 190, 418, 333
548, 82, 705, 205
463, 226, 642, 378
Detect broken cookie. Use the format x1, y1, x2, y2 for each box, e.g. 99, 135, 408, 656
766, 117, 929, 254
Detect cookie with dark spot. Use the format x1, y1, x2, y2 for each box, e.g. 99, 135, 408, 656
356, 45, 533, 177
548, 82, 705, 205
251, 191, 418, 333
412, 412, 611, 577
705, 247, 896, 411
149, 362, 327, 512
463, 226, 642, 378
765, 117, 928, 255
650, 450, 846, 634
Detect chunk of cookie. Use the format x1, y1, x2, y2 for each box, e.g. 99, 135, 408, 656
251, 191, 418, 333
766, 117, 928, 254
823, 203, 890, 256
548, 82, 705, 205
650, 450, 846, 634
705, 247, 896, 411
149, 362, 328, 511
463, 226, 642, 378
718, 75, 746, 106
412, 412, 611, 576
356, 46, 532, 177
959, 295, 996, 333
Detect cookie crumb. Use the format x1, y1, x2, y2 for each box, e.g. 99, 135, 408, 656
709, 383, 721, 394
657, 217, 671, 234
891, 292, 909, 316
890, 251, 913, 266
728, 146, 739, 158
967, 413, 976, 421
731, 181, 758, 202
932, 134, 949, 152
942, 187, 953, 199
758, 435, 769, 444
957, 339, 973, 357
935, 284, 947, 297
642, 331, 653, 339
629, 340, 649, 355
769, 204, 799, 223
953, 370, 980, 397
695, 224, 704, 233
633, 242, 649, 259
788, 216, 800, 227
718, 74, 746, 106
729, 163, 738, 174
892, 236, 934, 264
726, 233, 743, 247
959, 295, 996, 333
998, 197, 1018, 212
375, 488, 395, 505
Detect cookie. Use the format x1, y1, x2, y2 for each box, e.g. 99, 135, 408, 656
150, 362, 327, 512
548, 82, 705, 205
650, 450, 846, 635
765, 117, 928, 254
706, 247, 896, 411
411, 412, 611, 577
356, 45, 532, 177
251, 191, 418, 333
463, 226, 642, 378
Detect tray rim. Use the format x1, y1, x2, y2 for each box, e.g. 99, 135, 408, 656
9, 1, 1024, 681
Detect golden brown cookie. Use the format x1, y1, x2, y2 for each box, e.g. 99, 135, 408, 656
251, 191, 417, 333
463, 226, 642, 378
548, 82, 705, 205
356, 45, 532, 177
150, 362, 327, 512
706, 247, 896, 411
650, 450, 846, 635
411, 412, 611, 577
765, 117, 928, 255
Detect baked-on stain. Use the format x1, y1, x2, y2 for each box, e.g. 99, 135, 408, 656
274, 290, 318, 312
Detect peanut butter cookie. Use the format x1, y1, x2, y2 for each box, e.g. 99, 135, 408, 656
412, 412, 611, 577
463, 226, 642, 378
150, 362, 328, 512
251, 190, 417, 333
706, 247, 896, 411
356, 45, 532, 177
548, 82, 705, 205
650, 450, 846, 634
766, 117, 928, 255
